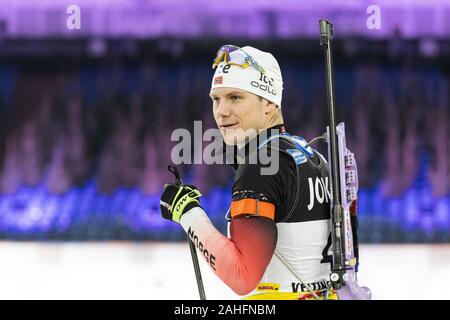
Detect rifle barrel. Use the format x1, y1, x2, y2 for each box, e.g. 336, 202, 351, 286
319, 19, 346, 289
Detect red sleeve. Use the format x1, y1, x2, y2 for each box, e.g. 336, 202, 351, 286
218, 216, 277, 295
182, 208, 277, 295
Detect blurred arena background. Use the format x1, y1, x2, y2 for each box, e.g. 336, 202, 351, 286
0, 0, 449, 299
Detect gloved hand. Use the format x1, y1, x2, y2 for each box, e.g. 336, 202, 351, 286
160, 183, 202, 223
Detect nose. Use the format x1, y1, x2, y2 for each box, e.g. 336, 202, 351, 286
215, 100, 231, 117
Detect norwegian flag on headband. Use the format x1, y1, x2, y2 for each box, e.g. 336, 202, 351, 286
214, 76, 223, 85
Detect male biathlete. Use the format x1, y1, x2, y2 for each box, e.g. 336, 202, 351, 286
160, 45, 337, 300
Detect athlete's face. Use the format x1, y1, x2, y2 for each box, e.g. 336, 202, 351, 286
210, 87, 272, 146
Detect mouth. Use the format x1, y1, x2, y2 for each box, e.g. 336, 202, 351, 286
220, 123, 238, 129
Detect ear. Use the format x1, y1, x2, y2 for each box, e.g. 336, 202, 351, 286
263, 99, 277, 114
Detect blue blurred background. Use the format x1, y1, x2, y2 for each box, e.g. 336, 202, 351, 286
0, 0, 448, 242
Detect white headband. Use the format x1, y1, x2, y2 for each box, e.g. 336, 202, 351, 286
210, 46, 283, 107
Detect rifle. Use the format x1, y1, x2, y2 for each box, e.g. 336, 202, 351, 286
319, 19, 371, 300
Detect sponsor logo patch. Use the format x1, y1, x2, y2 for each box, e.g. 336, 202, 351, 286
286, 149, 307, 165
257, 283, 280, 292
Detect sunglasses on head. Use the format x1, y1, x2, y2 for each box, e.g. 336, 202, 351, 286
212, 45, 265, 74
